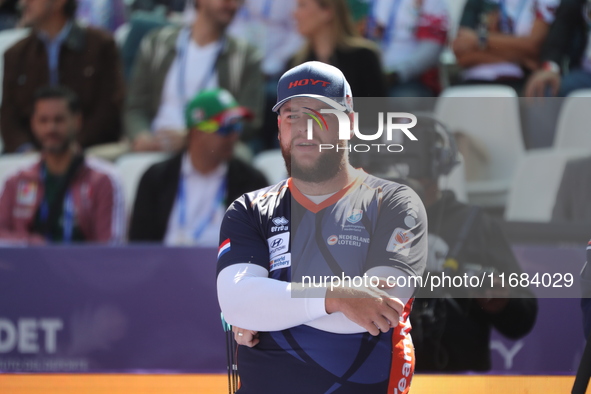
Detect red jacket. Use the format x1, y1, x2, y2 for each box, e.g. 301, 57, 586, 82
0, 157, 126, 244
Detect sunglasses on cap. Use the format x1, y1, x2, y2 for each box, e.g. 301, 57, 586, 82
194, 118, 244, 136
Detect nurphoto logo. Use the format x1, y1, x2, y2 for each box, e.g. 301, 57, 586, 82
305, 101, 418, 153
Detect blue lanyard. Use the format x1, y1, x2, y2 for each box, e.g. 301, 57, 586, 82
382, 0, 404, 48
176, 175, 227, 242
499, 0, 529, 34
176, 28, 225, 102
39, 166, 75, 243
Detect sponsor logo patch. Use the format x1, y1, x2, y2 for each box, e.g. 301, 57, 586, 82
268, 233, 289, 259
270, 253, 291, 272
271, 216, 289, 232
346, 209, 363, 224
327, 235, 338, 246
386, 227, 415, 257
16, 181, 37, 206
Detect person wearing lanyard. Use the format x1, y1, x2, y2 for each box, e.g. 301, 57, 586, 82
1, 0, 124, 154
126, 0, 264, 154
0, 86, 127, 244
128, 88, 268, 245
453, 0, 559, 94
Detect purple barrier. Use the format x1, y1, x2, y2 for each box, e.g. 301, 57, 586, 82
0, 246, 226, 373
490, 245, 587, 374
0, 245, 587, 374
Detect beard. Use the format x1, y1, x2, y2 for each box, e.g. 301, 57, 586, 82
39, 132, 75, 155
281, 139, 347, 183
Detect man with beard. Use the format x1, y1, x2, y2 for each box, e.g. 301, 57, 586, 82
0, 86, 125, 244
216, 61, 428, 394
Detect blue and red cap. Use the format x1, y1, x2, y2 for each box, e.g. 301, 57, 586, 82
272, 61, 353, 113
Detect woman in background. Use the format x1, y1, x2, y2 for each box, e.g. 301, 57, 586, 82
291, 0, 386, 97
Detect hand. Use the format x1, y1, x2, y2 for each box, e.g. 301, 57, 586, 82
232, 326, 259, 347
453, 28, 479, 56
154, 129, 188, 152
132, 132, 161, 152
525, 70, 561, 97
325, 281, 403, 336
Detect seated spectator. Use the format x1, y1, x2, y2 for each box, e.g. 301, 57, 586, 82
552, 156, 591, 223
228, 0, 302, 79
453, 0, 559, 94
0, 86, 126, 244
129, 88, 267, 245
290, 0, 386, 97
526, 0, 591, 97
1, 0, 124, 154
125, 0, 264, 153
371, 0, 448, 97
226, 0, 303, 151
76, 0, 128, 33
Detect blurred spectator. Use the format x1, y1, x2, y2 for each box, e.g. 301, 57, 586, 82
129, 88, 267, 245
226, 0, 303, 151
1, 0, 124, 154
526, 0, 591, 97
346, 0, 372, 35
552, 156, 591, 223
76, 0, 128, 33
0, 0, 18, 30
453, 0, 559, 93
290, 0, 386, 97
371, 0, 448, 97
228, 0, 302, 78
363, 115, 537, 371
0, 86, 125, 244
125, 0, 264, 153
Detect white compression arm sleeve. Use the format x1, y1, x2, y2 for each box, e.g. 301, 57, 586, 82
217, 263, 328, 332
218, 263, 415, 334
304, 266, 415, 334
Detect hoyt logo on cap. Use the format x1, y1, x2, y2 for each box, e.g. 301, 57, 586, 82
273, 61, 353, 113
287, 79, 331, 89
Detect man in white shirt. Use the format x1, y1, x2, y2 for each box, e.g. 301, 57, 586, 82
125, 0, 264, 153
372, 0, 449, 97
129, 88, 268, 245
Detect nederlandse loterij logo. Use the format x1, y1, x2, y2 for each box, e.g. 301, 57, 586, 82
304, 98, 418, 153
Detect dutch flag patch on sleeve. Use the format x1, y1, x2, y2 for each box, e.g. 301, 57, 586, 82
218, 239, 231, 259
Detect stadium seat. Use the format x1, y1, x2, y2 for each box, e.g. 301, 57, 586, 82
0, 153, 40, 190
435, 85, 524, 207
553, 90, 591, 150
115, 152, 170, 215
252, 149, 287, 185
504, 149, 590, 222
